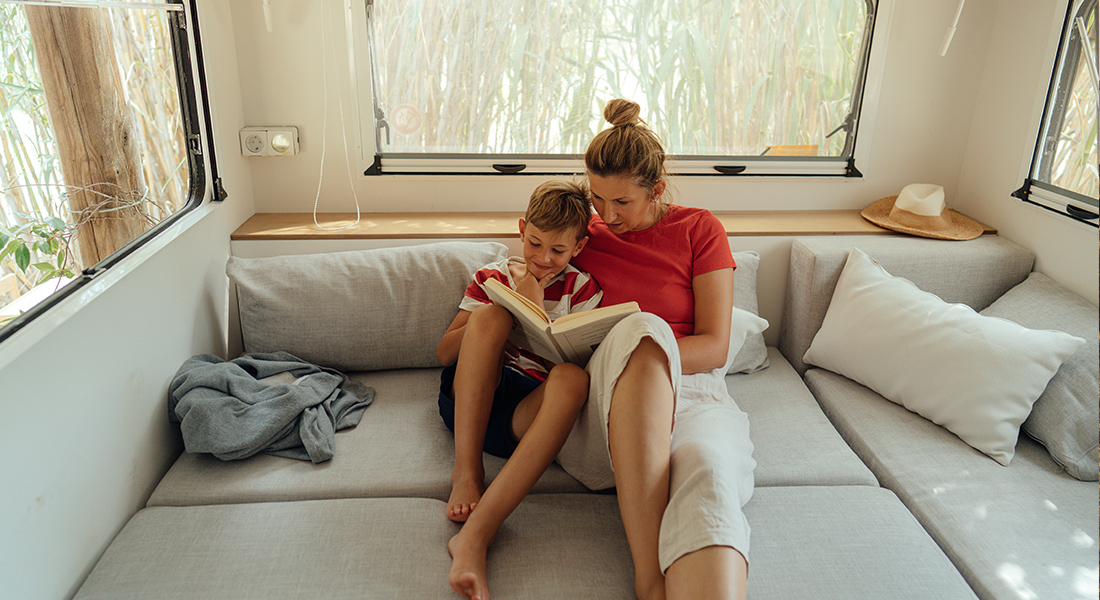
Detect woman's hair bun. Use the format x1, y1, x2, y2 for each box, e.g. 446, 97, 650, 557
603, 99, 641, 127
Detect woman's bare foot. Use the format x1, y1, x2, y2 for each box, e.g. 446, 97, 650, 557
448, 530, 491, 600
446, 473, 483, 523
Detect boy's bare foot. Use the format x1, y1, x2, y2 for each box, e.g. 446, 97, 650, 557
448, 530, 491, 600
446, 474, 483, 522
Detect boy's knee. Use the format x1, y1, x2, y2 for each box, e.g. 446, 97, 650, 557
550, 362, 588, 382
469, 303, 513, 330
547, 363, 589, 395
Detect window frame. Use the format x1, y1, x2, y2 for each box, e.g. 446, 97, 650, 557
0, 0, 223, 345
348, 0, 878, 178
1012, 0, 1099, 228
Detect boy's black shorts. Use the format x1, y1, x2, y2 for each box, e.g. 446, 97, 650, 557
438, 364, 542, 459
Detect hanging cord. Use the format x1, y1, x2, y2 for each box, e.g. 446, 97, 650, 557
938, 0, 965, 56
312, 0, 361, 231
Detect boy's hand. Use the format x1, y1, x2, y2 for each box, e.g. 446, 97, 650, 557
514, 268, 549, 307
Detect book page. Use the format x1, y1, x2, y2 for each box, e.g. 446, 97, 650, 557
484, 278, 551, 324
553, 301, 639, 328
550, 303, 639, 364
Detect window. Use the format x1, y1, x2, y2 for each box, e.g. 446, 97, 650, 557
0, 0, 216, 342
1013, 0, 1098, 227
352, 0, 877, 176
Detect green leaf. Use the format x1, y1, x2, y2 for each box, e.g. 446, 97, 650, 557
15, 244, 30, 271
45, 216, 65, 231
2, 238, 21, 258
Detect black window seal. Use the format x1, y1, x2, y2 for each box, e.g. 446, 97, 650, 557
1013, 0, 1098, 226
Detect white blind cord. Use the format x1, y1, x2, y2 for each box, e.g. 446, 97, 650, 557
312, 0, 361, 231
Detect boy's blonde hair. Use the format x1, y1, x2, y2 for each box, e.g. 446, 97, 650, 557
524, 180, 592, 240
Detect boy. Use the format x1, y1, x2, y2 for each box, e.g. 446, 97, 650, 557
435, 179, 599, 600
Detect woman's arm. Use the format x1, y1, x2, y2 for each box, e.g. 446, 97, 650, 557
677, 268, 733, 375
436, 309, 473, 366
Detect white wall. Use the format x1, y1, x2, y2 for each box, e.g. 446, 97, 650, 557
955, 0, 1098, 305
0, 2, 256, 599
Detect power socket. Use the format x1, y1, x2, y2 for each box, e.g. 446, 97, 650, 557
239, 126, 299, 157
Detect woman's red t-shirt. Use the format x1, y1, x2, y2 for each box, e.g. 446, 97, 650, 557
572, 205, 736, 339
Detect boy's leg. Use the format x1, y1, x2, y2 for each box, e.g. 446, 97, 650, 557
448, 362, 589, 600
448, 304, 513, 522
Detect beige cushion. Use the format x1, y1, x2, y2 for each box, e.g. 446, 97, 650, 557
227, 242, 508, 371
981, 272, 1099, 481
804, 248, 1084, 466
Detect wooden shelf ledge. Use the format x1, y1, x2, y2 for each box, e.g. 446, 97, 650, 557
231, 210, 995, 241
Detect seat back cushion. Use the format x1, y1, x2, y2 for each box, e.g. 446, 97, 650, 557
227, 241, 508, 371
780, 235, 1034, 374
981, 272, 1099, 480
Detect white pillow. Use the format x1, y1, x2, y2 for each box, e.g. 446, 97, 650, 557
729, 251, 769, 373
803, 248, 1085, 466
723, 307, 770, 375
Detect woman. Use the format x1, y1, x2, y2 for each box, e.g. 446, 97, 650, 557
556, 99, 756, 600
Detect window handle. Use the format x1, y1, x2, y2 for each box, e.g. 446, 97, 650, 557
1066, 205, 1099, 221
492, 164, 526, 174
713, 165, 746, 175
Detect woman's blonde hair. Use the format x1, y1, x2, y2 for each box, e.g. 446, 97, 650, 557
584, 99, 667, 195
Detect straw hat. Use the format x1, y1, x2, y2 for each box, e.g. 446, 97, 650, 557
861, 184, 984, 241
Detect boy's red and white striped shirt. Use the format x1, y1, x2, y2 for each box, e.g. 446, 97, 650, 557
459, 257, 602, 380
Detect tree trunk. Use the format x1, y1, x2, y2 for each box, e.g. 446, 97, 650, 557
25, 5, 149, 269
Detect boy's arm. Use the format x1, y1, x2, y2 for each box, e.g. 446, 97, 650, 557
436, 309, 473, 366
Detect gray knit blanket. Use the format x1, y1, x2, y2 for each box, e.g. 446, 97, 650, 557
168, 352, 374, 463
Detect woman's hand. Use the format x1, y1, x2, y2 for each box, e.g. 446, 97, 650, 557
677, 268, 734, 374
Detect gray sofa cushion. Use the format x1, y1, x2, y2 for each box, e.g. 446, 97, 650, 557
779, 236, 1034, 374
728, 348, 877, 487
806, 368, 1099, 600
227, 241, 508, 372
80, 488, 977, 600
75, 496, 636, 600
148, 368, 586, 507
746, 486, 977, 600
980, 272, 1099, 481
150, 350, 874, 508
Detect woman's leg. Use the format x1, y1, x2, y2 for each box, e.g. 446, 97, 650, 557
448, 362, 590, 600
665, 546, 747, 600
660, 399, 754, 600
448, 304, 513, 522
607, 337, 675, 600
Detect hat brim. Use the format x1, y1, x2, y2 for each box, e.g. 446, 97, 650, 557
861, 196, 985, 241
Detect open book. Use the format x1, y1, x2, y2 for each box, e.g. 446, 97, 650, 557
483, 277, 639, 366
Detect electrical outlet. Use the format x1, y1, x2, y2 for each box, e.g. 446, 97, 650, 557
239, 126, 299, 156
